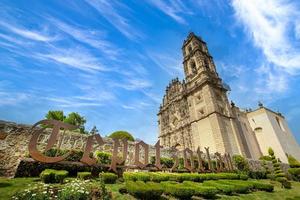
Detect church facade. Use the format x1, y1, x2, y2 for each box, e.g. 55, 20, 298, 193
158, 32, 300, 163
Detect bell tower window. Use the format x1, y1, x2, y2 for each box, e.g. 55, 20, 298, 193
188, 45, 192, 53
190, 60, 197, 74
204, 59, 210, 70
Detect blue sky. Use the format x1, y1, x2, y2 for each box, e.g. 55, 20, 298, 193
1, 0, 300, 145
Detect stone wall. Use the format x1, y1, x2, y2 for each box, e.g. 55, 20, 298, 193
0, 120, 173, 177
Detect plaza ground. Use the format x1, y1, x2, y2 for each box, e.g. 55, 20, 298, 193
1, 177, 300, 200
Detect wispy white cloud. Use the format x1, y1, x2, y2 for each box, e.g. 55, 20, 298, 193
48, 18, 120, 59
231, 0, 300, 73
35, 47, 108, 73
0, 91, 31, 106
0, 21, 58, 42
122, 101, 152, 110
147, 0, 193, 24
147, 51, 183, 77
110, 78, 152, 91
85, 0, 143, 40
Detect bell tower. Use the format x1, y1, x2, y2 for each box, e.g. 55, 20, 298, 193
181, 32, 246, 155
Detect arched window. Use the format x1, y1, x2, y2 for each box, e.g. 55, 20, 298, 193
190, 60, 197, 74
188, 45, 192, 53
204, 59, 210, 70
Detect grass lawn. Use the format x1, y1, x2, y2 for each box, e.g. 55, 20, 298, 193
0, 177, 40, 199
1, 178, 300, 199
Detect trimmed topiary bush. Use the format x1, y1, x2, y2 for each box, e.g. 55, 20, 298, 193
288, 155, 300, 168
77, 172, 92, 180
40, 169, 68, 184
163, 182, 195, 199
123, 172, 246, 183
288, 155, 300, 181
95, 151, 112, 165
232, 155, 249, 172
182, 181, 218, 198
267, 147, 291, 188
100, 172, 118, 184
248, 170, 267, 179
125, 181, 163, 200
203, 180, 236, 195
149, 172, 170, 182
109, 131, 134, 141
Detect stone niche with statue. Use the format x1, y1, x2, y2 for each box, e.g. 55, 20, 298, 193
1, 119, 238, 177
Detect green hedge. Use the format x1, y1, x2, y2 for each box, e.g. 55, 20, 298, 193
123, 172, 245, 183
182, 181, 218, 198
77, 172, 92, 180
125, 181, 163, 200
44, 148, 83, 162
203, 180, 239, 195
288, 168, 300, 176
100, 172, 118, 184
95, 151, 112, 165
246, 180, 274, 192
288, 155, 300, 168
40, 169, 68, 184
124, 179, 274, 199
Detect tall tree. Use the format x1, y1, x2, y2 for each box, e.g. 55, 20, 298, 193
45, 110, 65, 121
64, 112, 86, 134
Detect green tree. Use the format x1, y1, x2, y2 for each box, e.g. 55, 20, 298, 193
45, 110, 65, 121
90, 126, 99, 135
44, 110, 87, 134
109, 131, 134, 141
64, 112, 86, 134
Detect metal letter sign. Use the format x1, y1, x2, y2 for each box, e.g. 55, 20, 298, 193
29, 120, 77, 163
28, 119, 235, 172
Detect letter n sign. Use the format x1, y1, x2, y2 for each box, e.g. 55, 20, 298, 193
134, 140, 149, 169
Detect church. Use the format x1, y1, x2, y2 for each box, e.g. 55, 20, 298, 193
157, 32, 300, 163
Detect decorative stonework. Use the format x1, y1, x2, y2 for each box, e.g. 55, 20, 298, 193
158, 32, 300, 164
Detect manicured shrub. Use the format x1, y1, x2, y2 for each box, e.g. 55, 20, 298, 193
123, 172, 150, 182
124, 172, 246, 183
276, 177, 292, 189
149, 172, 169, 182
125, 181, 163, 200
247, 180, 274, 192
238, 173, 249, 180
77, 172, 92, 180
100, 172, 118, 184
259, 155, 272, 161
248, 170, 267, 179
288, 168, 300, 177
163, 182, 195, 199
216, 180, 251, 194
67, 150, 84, 162
95, 151, 112, 165
55, 170, 69, 184
40, 169, 55, 183
266, 147, 292, 187
288, 155, 300, 168
182, 181, 218, 198
232, 155, 249, 172
203, 181, 236, 195
40, 169, 68, 184
161, 157, 175, 168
